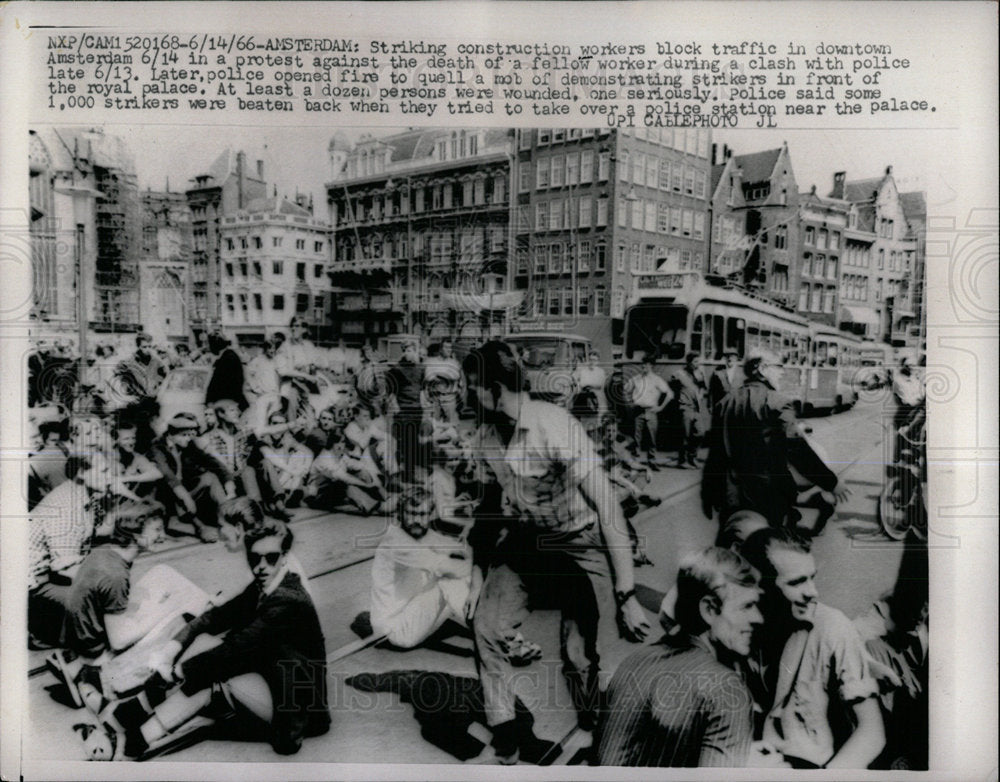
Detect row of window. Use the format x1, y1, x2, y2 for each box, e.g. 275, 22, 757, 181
803, 226, 841, 251
842, 274, 870, 302
224, 292, 325, 315
223, 235, 326, 253
517, 241, 608, 276
528, 285, 609, 318
617, 152, 709, 199
337, 226, 507, 262
530, 196, 610, 232
621, 127, 711, 158
523, 150, 610, 190
223, 260, 326, 282
802, 253, 838, 280
616, 198, 706, 240
798, 284, 838, 314
522, 128, 610, 147
616, 244, 704, 273
844, 244, 872, 268
339, 175, 507, 224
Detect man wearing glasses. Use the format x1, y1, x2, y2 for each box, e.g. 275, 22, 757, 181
701, 350, 846, 529
78, 520, 330, 760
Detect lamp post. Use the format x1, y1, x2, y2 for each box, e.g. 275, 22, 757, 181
54, 180, 102, 387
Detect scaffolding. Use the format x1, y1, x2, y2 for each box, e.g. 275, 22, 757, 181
93, 165, 141, 330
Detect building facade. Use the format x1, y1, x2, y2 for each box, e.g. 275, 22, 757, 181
218, 195, 332, 346
185, 150, 268, 340
832, 167, 921, 345
511, 127, 713, 355
139, 189, 193, 345
795, 187, 850, 327
327, 129, 514, 345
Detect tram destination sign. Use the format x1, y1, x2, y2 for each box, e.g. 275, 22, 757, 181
636, 273, 692, 290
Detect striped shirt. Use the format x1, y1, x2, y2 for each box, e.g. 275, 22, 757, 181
597, 634, 754, 767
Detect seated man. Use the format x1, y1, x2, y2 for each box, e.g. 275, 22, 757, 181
45, 501, 166, 706
27, 419, 70, 511
28, 454, 136, 648
254, 410, 314, 518
740, 527, 885, 769
597, 547, 765, 767
149, 412, 235, 542
302, 432, 382, 515
369, 483, 472, 648
198, 399, 262, 503
110, 421, 163, 499
78, 520, 331, 759
343, 404, 393, 482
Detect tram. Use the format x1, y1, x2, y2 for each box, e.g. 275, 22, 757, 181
621, 270, 858, 415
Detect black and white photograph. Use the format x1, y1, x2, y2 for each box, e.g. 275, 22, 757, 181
1, 3, 996, 780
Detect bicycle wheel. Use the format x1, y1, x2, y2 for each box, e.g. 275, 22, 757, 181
879, 479, 911, 540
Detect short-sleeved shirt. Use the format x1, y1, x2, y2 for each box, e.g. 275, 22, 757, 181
62, 546, 131, 657
760, 602, 879, 767
29, 481, 94, 591
472, 399, 601, 534
627, 372, 671, 410
598, 634, 755, 767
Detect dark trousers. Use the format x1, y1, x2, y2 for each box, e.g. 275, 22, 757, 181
392, 413, 428, 483
29, 582, 70, 647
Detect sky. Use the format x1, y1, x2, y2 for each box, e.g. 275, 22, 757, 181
97, 124, 944, 216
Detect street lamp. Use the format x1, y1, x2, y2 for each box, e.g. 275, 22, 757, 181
54, 180, 102, 385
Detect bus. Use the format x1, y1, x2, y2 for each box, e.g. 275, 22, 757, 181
804, 324, 861, 413
622, 270, 814, 408
503, 331, 592, 405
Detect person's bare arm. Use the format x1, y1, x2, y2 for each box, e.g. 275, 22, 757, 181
824, 697, 885, 769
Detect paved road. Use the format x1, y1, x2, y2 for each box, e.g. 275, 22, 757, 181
26, 397, 911, 765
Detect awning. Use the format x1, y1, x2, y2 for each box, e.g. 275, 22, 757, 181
839, 305, 880, 326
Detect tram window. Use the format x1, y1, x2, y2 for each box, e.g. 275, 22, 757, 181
747, 323, 761, 352
828, 343, 839, 366
712, 316, 725, 360
691, 316, 703, 356
815, 342, 828, 365
625, 304, 688, 360
726, 318, 746, 358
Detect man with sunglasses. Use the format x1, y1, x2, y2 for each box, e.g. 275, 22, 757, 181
79, 520, 330, 759
701, 350, 845, 528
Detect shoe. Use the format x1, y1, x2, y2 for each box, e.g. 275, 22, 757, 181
286, 489, 304, 509
646, 461, 660, 472
673, 461, 689, 470
350, 611, 374, 639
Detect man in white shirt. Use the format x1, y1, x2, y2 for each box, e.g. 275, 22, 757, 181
625, 356, 672, 468
573, 350, 609, 419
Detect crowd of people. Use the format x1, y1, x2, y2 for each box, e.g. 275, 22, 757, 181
25, 324, 927, 768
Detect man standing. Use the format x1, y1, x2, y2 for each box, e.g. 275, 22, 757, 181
573, 350, 609, 420
671, 352, 709, 469
701, 350, 847, 527
462, 341, 649, 764
204, 332, 248, 411
625, 356, 672, 469
740, 528, 885, 769
598, 547, 764, 767
708, 350, 742, 411
386, 339, 427, 483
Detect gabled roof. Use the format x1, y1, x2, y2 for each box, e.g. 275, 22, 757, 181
841, 177, 883, 203
243, 195, 311, 217
711, 163, 727, 197
732, 148, 781, 185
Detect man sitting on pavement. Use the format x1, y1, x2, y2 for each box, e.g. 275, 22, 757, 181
598, 547, 768, 767
46, 501, 166, 707
254, 410, 314, 519
149, 413, 235, 542
739, 527, 885, 769
302, 431, 382, 516
76, 520, 331, 760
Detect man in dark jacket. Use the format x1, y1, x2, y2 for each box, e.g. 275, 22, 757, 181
386, 339, 427, 483
149, 412, 235, 541
79, 520, 330, 760
205, 332, 248, 411
708, 350, 741, 411
701, 350, 846, 528
670, 352, 709, 468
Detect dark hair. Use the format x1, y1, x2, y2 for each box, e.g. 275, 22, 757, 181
244, 518, 293, 555
461, 340, 526, 394
114, 420, 138, 436
673, 547, 759, 636
272, 331, 287, 345
135, 333, 151, 347
207, 332, 229, 354
108, 500, 165, 546
739, 526, 812, 584
220, 497, 266, 533
642, 354, 656, 366
65, 455, 92, 481
685, 352, 699, 364
38, 420, 68, 442
715, 510, 770, 551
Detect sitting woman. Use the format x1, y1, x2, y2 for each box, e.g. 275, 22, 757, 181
77, 520, 331, 760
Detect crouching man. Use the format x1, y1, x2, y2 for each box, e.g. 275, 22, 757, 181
78, 520, 330, 759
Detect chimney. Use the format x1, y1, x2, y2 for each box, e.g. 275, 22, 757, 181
711, 143, 718, 165
885, 165, 892, 176
725, 145, 732, 160
831, 171, 846, 199
257, 159, 265, 179
236, 151, 246, 209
